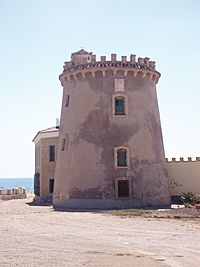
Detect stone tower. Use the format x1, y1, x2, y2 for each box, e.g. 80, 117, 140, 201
53, 49, 170, 209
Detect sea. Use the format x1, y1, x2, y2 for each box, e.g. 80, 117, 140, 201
0, 178, 33, 192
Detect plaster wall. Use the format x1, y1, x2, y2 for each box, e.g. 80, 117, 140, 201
53, 71, 170, 208
38, 137, 58, 197
167, 160, 200, 195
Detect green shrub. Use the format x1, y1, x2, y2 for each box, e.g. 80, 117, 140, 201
181, 192, 195, 203
181, 192, 200, 206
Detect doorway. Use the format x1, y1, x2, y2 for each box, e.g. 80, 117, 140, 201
118, 180, 129, 198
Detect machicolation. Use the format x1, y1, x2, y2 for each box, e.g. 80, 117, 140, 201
60, 50, 160, 84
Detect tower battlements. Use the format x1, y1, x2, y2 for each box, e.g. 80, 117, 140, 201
166, 157, 200, 163
60, 49, 160, 84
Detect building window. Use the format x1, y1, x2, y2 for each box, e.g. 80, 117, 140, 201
65, 95, 70, 107
49, 179, 54, 194
112, 94, 128, 117
114, 146, 130, 169
115, 97, 125, 115
117, 149, 127, 167
118, 180, 129, 198
49, 145, 55, 162
61, 138, 66, 151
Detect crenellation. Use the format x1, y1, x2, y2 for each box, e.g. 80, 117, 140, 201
0, 187, 27, 200
138, 57, 144, 65
166, 156, 200, 163
64, 52, 158, 70
60, 53, 161, 84
144, 57, 150, 67
61, 51, 160, 83
100, 56, 106, 62
121, 56, 127, 62
111, 53, 117, 62
149, 61, 156, 69
130, 54, 136, 63
63, 61, 72, 71
91, 54, 96, 63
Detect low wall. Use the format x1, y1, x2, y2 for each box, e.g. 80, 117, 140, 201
0, 187, 27, 200
166, 157, 200, 196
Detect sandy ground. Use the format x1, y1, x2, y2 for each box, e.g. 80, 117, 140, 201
0, 199, 200, 267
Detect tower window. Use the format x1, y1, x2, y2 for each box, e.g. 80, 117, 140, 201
115, 97, 125, 115
61, 138, 66, 151
49, 179, 54, 194
65, 95, 70, 107
49, 145, 55, 162
117, 149, 127, 167
112, 93, 128, 117
114, 146, 129, 169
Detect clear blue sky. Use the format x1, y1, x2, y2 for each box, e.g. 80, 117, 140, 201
0, 0, 200, 178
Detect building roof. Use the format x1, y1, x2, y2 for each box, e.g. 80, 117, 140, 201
32, 126, 59, 143
39, 126, 59, 133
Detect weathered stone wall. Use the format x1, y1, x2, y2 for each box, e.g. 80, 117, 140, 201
53, 51, 170, 209
33, 137, 200, 203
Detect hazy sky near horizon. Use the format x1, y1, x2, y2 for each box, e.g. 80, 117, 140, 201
0, 0, 200, 178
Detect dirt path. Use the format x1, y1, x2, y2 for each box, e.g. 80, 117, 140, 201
0, 199, 200, 266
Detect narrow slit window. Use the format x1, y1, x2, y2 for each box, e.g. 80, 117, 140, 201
117, 149, 127, 167
62, 138, 66, 151
65, 95, 70, 107
49, 145, 55, 162
115, 97, 125, 115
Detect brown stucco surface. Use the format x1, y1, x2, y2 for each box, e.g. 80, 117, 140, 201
53, 68, 170, 208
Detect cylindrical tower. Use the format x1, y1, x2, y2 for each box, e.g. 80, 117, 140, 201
53, 49, 170, 209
